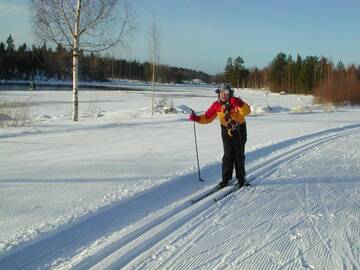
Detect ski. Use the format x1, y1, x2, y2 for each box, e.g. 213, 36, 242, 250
213, 183, 251, 202
190, 179, 246, 204
191, 186, 219, 203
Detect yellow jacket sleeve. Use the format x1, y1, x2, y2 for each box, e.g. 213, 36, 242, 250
237, 102, 251, 116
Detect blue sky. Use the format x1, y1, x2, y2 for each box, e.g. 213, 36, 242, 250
0, 0, 359, 75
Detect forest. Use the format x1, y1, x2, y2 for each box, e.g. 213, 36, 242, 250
221, 53, 360, 104
1, 34, 360, 104
0, 35, 211, 84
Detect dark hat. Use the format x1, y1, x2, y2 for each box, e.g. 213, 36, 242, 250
215, 83, 233, 95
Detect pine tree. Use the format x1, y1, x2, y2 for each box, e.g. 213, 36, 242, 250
336, 60, 345, 72
299, 56, 318, 94
5, 34, 16, 78
224, 57, 233, 83
293, 54, 303, 93
286, 55, 293, 91
233, 56, 244, 89
6, 34, 15, 52
0, 42, 5, 78
269, 52, 287, 91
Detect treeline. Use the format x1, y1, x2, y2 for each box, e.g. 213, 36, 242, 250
221, 53, 360, 104
2, 34, 360, 104
315, 64, 360, 105
0, 35, 211, 83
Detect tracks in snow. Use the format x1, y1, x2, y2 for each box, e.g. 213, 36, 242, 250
1, 124, 359, 270
76, 124, 360, 269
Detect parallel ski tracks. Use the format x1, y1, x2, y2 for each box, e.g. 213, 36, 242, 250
78, 125, 360, 270
1, 125, 359, 270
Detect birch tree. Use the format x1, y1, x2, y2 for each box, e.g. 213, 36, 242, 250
31, 0, 135, 121
149, 19, 160, 115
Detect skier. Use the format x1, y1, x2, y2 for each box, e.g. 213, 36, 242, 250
189, 83, 251, 189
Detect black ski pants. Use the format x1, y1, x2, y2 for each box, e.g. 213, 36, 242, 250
221, 122, 247, 185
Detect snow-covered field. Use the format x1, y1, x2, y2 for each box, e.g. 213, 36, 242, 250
0, 84, 359, 269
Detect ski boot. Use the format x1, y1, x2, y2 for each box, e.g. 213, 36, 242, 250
217, 181, 228, 189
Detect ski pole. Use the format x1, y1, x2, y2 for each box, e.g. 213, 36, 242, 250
191, 110, 204, 182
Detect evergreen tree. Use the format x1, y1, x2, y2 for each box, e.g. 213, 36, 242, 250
224, 57, 233, 83
5, 34, 16, 78
17, 43, 29, 79
293, 54, 303, 93
233, 56, 244, 89
286, 55, 293, 91
55, 44, 70, 80
269, 52, 288, 91
299, 56, 318, 94
6, 34, 15, 52
0, 42, 6, 78
336, 60, 345, 72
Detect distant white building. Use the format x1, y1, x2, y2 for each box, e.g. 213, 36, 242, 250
191, 79, 203, 84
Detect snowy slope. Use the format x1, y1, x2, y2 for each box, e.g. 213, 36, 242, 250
123, 126, 360, 270
0, 85, 359, 269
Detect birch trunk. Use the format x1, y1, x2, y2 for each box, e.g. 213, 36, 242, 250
72, 0, 82, 122
151, 46, 155, 115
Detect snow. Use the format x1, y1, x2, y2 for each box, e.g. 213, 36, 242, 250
0, 84, 359, 269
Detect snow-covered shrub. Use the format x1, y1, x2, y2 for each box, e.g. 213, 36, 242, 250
154, 96, 176, 114
291, 106, 311, 113
291, 104, 318, 114
0, 101, 29, 127
85, 93, 105, 118
322, 102, 335, 112
250, 105, 273, 115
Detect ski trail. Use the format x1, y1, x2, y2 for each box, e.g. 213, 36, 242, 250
125, 127, 360, 270
1, 124, 359, 270
246, 127, 360, 182
293, 189, 332, 268
125, 188, 296, 269
230, 190, 303, 270
145, 194, 251, 270
72, 125, 360, 269
325, 179, 360, 269
213, 194, 283, 270
294, 189, 332, 253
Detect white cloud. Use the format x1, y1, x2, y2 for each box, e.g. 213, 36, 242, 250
0, 2, 30, 16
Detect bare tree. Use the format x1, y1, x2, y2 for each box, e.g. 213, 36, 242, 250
149, 18, 160, 115
31, 0, 135, 121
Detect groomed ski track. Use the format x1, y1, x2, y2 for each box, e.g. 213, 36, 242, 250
1, 123, 359, 269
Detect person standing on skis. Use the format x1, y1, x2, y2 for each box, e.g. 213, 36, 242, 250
189, 83, 251, 189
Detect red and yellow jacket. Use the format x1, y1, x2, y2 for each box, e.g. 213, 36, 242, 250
197, 96, 251, 127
